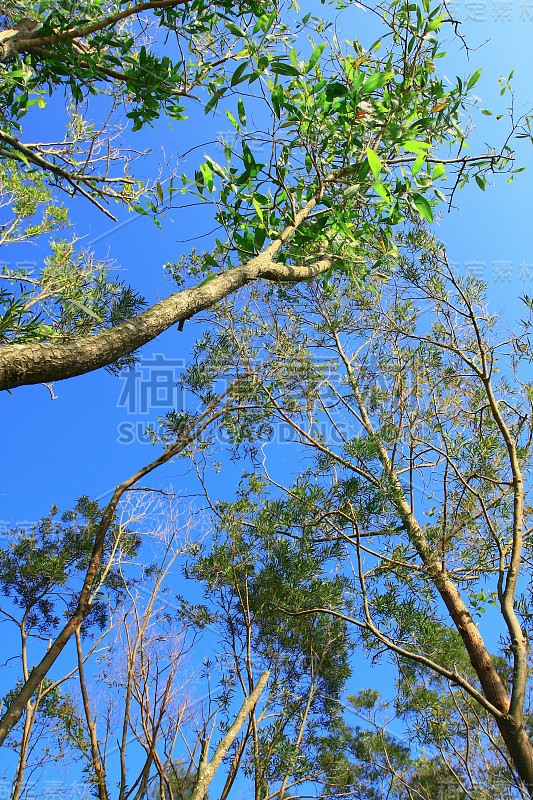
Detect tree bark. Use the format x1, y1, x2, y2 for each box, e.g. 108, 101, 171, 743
0, 249, 332, 392
190, 671, 270, 800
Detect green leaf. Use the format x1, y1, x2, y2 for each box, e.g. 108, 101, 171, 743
271, 85, 284, 117
156, 182, 164, 203
413, 193, 433, 223
343, 185, 359, 199
306, 43, 326, 73
67, 299, 103, 322
204, 93, 220, 115
241, 141, 255, 168
475, 174, 486, 191
270, 62, 299, 76
336, 220, 359, 243
205, 156, 228, 179
253, 10, 276, 34
373, 182, 390, 201
467, 68, 482, 91
252, 197, 264, 223
360, 71, 394, 94
238, 98, 246, 128
426, 14, 446, 30
403, 140, 432, 153
432, 162, 445, 179
226, 22, 246, 38
325, 81, 347, 101
254, 226, 266, 250
253, 13, 269, 33
412, 153, 426, 175
231, 62, 249, 87
200, 163, 214, 192
226, 110, 240, 131
366, 146, 382, 179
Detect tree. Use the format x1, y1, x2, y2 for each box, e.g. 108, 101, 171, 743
181, 497, 351, 799
0, 0, 521, 389
2, 0, 533, 795
0, 383, 239, 744
0, 495, 141, 799
0, 489, 271, 799
173, 227, 533, 795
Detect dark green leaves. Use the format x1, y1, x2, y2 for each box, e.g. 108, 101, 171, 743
225, 22, 247, 38
231, 62, 249, 86
238, 98, 247, 127
270, 61, 300, 77
325, 81, 347, 101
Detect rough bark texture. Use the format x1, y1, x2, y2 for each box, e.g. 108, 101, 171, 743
0, 255, 332, 392
189, 671, 270, 800
0, 1, 185, 60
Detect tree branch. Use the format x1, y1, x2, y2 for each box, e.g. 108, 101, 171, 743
189, 670, 270, 800
0, 225, 334, 392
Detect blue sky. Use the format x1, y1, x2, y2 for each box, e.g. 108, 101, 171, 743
1, 0, 533, 792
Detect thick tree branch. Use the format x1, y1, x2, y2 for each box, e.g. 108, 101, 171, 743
0, 242, 333, 391
0, 1, 188, 60
189, 670, 270, 800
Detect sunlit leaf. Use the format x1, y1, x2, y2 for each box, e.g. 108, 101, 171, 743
413, 193, 433, 223
360, 71, 394, 94
307, 43, 326, 73
467, 68, 482, 91
366, 146, 382, 179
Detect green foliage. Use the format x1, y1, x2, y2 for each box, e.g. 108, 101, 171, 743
184, 1, 513, 286
0, 495, 141, 632
0, 0, 278, 130
0, 159, 147, 353
172, 220, 533, 795
148, 760, 208, 800
0, 238, 146, 354
0, 0, 287, 352
182, 490, 351, 796
0, 0, 522, 375
1, 678, 89, 754
0, 162, 69, 245
1, 1, 533, 795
